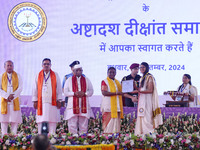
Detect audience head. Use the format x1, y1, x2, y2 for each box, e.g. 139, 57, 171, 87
32, 134, 51, 150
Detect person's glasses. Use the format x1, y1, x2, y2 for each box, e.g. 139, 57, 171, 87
140, 67, 145, 69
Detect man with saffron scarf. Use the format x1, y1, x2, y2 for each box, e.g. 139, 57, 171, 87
0, 60, 23, 135
32, 58, 62, 134
101, 67, 124, 133
64, 64, 93, 134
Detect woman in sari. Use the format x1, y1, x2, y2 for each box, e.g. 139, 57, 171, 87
101, 67, 124, 133
135, 62, 163, 135
177, 74, 199, 107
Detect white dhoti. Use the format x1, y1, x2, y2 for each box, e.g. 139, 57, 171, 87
1, 122, 18, 135
68, 115, 88, 134
0, 104, 22, 135
64, 106, 93, 120
0, 104, 22, 123
36, 103, 60, 123
37, 122, 57, 135
36, 103, 60, 134
64, 108, 91, 134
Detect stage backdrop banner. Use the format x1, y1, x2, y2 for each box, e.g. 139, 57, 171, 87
0, 0, 200, 98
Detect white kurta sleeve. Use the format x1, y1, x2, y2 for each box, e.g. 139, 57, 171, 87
32, 74, 38, 102
64, 77, 74, 97
85, 77, 93, 97
55, 73, 63, 101
0, 75, 9, 99
13, 74, 23, 99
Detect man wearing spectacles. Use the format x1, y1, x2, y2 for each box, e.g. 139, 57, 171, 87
32, 58, 63, 134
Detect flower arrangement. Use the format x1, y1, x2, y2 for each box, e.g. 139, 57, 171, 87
0, 111, 200, 150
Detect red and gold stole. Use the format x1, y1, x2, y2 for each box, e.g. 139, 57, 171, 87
37, 69, 57, 116
72, 75, 87, 114
1, 71, 20, 114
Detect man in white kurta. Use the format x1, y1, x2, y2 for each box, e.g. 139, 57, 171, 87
32, 58, 63, 134
64, 64, 93, 134
0, 60, 23, 135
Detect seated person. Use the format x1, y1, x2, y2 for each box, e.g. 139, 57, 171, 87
177, 74, 199, 107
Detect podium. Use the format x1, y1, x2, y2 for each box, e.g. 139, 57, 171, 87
165, 101, 189, 107
164, 91, 190, 107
